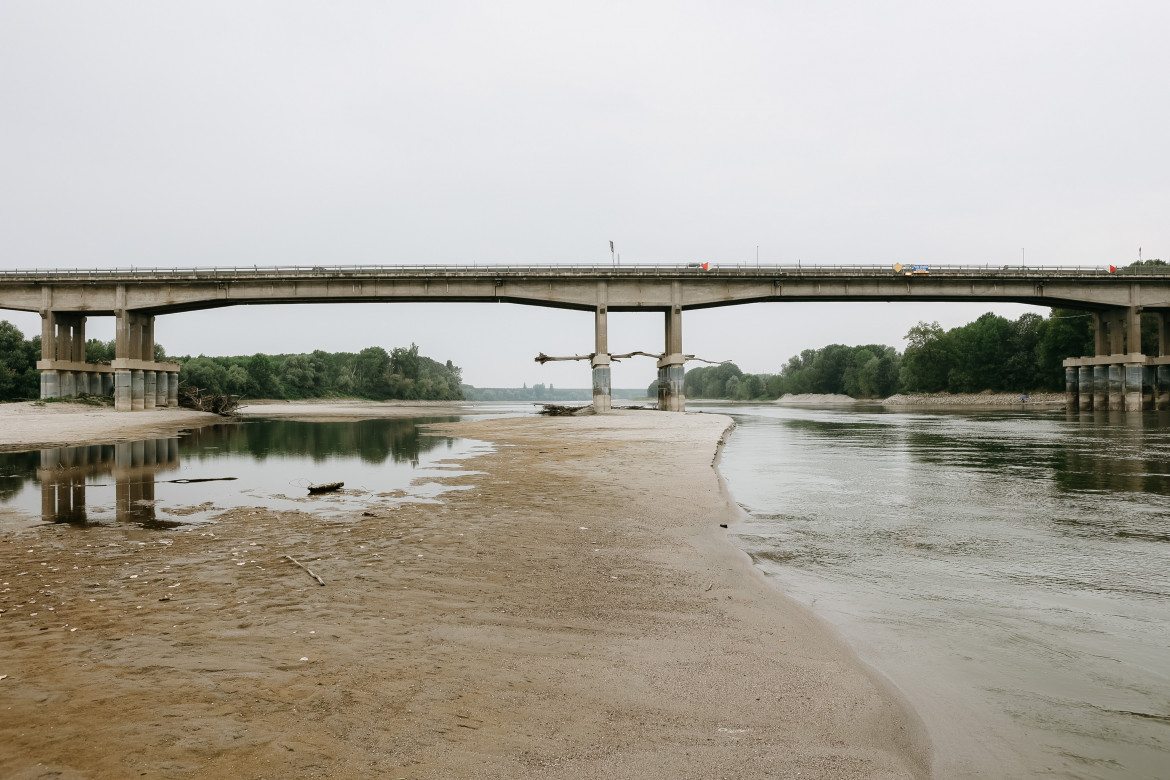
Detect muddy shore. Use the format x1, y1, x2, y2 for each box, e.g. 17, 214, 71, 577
1, 403, 930, 779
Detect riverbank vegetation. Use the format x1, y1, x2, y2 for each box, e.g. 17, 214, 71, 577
673, 307, 1097, 401
176, 344, 464, 401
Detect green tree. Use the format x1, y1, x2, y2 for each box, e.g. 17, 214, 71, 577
247, 353, 280, 398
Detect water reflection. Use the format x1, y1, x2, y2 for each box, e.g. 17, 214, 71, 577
37, 440, 180, 527
0, 416, 487, 528
179, 416, 463, 465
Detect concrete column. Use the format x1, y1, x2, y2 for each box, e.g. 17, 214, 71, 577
128, 315, 142, 361
1093, 312, 1107, 357
1093, 365, 1108, 410
72, 315, 86, 364
1142, 366, 1155, 410
60, 370, 76, 398
156, 371, 169, 407
1157, 366, 1170, 410
144, 316, 155, 361
1108, 365, 1124, 410
115, 370, 132, 411
143, 371, 157, 409
168, 372, 179, 407
102, 373, 115, 396
116, 310, 130, 360
1064, 366, 1078, 408
57, 316, 72, 362
91, 373, 104, 395
1124, 364, 1144, 411
41, 371, 59, 399
76, 372, 90, 395
592, 301, 611, 412
1126, 307, 1143, 355
40, 311, 56, 360
1078, 366, 1093, 411
657, 295, 686, 412
131, 370, 145, 411
1109, 312, 1126, 356
1156, 311, 1169, 357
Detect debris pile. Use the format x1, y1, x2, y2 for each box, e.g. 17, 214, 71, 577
176, 385, 240, 416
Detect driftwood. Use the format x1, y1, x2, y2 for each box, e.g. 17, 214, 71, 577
307, 481, 344, 494
537, 403, 593, 416
177, 385, 241, 415
535, 351, 729, 366
283, 554, 325, 586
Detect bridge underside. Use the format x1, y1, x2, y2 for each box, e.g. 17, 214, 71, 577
5, 266, 1170, 411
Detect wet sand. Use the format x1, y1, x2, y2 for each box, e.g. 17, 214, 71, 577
0, 406, 930, 779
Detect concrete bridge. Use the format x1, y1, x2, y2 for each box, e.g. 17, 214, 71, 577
3, 263, 1170, 412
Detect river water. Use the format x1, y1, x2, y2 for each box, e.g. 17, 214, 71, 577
704, 403, 1170, 779
0, 416, 491, 529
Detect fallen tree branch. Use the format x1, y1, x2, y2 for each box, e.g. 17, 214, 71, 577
283, 555, 325, 586
535, 351, 730, 365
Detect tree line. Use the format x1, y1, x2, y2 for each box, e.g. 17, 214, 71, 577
652, 306, 1096, 401
178, 344, 464, 401
0, 323, 465, 403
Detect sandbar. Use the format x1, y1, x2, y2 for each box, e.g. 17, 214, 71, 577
0, 405, 930, 778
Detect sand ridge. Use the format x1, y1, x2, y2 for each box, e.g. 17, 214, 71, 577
0, 406, 930, 778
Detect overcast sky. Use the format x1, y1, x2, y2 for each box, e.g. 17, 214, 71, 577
3, 2, 1169, 389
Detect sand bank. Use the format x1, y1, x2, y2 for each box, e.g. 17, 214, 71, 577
882, 392, 1065, 407
237, 398, 490, 421
0, 408, 929, 779
0, 400, 222, 453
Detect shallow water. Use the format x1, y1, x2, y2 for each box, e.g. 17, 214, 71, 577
705, 404, 1170, 779
0, 416, 492, 529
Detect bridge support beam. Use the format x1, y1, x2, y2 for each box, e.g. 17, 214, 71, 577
115, 370, 132, 411
1078, 366, 1093, 411
592, 297, 611, 412
1108, 365, 1123, 410
1065, 367, 1078, 408
144, 371, 157, 410
1124, 364, 1144, 412
131, 370, 145, 411
657, 297, 685, 412
37, 311, 117, 400
1093, 365, 1108, 410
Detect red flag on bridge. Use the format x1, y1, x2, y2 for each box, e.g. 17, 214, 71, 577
1109, 265, 1117, 273
701, 262, 709, 271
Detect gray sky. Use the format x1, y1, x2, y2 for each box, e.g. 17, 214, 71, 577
3, 1, 1169, 390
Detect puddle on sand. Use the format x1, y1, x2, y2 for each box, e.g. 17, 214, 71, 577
0, 416, 493, 530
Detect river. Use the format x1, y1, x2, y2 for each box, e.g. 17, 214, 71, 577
703, 402, 1170, 779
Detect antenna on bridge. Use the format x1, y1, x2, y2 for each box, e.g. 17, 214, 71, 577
610, 240, 616, 267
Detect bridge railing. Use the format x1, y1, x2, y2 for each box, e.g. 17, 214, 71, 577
0, 263, 1165, 279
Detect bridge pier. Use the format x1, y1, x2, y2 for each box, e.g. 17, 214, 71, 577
36, 311, 116, 400
1062, 305, 1170, 412
657, 297, 685, 412
106, 310, 181, 411
1077, 366, 1092, 411
592, 297, 612, 412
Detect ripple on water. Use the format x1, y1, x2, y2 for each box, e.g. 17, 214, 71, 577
712, 404, 1170, 780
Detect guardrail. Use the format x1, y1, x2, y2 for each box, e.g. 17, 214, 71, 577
1, 263, 1167, 280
